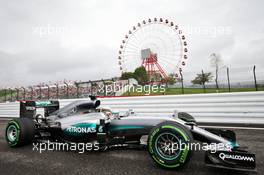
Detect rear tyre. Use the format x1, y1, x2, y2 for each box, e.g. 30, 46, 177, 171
5, 118, 35, 147
147, 121, 193, 169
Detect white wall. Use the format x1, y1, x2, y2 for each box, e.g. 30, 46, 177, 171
1, 91, 264, 125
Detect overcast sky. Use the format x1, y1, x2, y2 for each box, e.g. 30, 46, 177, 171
0, 0, 263, 87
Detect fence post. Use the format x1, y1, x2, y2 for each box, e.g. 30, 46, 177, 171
89, 80, 92, 96
179, 68, 184, 94
112, 78, 116, 96
253, 65, 258, 91
46, 85, 50, 99
64, 81, 69, 99
75, 82, 79, 98
10, 88, 13, 101
4, 89, 7, 102
102, 79, 106, 96
227, 67, 231, 92
22, 87, 26, 100
128, 79, 131, 96
16, 88, 19, 101
38, 86, 42, 100
30, 87, 33, 100
55, 84, 59, 99
202, 70, 206, 93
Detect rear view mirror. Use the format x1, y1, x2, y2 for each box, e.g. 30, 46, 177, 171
94, 100, 101, 108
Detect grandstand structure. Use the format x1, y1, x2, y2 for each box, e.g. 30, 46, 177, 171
0, 79, 130, 102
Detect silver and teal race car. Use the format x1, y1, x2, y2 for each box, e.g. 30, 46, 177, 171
5, 96, 256, 171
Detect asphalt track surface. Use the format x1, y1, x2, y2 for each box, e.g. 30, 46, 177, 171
0, 120, 263, 175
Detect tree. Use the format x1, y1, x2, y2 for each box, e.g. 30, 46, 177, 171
209, 53, 223, 90
134, 66, 148, 85
120, 72, 135, 80
191, 72, 213, 85
163, 74, 176, 85
150, 73, 162, 82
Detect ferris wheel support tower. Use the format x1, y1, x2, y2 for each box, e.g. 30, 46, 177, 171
141, 48, 168, 81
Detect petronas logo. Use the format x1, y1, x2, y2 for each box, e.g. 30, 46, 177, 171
66, 123, 96, 134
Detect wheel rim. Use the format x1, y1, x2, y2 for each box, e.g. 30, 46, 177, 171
155, 132, 181, 160
7, 125, 17, 142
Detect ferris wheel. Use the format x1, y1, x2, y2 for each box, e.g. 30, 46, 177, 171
118, 18, 188, 82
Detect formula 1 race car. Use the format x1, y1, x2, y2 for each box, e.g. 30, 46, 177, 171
5, 96, 256, 171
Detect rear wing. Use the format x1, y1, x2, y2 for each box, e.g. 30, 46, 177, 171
20, 100, 59, 118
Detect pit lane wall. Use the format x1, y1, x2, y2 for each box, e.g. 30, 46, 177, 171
0, 91, 264, 126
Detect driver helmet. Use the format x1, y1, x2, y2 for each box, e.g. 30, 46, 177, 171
99, 106, 113, 119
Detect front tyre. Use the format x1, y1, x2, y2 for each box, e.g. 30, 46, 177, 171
147, 121, 193, 169
5, 118, 35, 147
